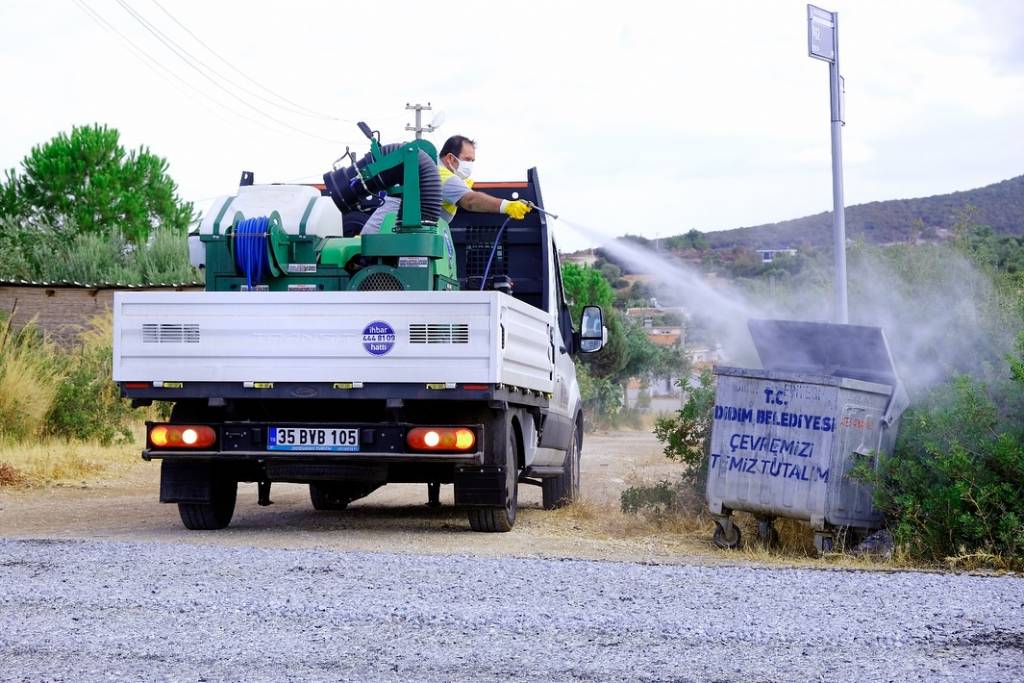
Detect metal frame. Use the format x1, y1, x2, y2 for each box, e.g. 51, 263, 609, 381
144, 450, 484, 465
122, 382, 550, 408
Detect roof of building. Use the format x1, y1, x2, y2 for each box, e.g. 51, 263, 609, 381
0, 279, 203, 290
648, 332, 682, 347
626, 306, 685, 317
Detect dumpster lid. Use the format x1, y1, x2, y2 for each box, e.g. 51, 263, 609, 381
747, 319, 900, 387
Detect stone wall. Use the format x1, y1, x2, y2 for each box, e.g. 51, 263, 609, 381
0, 283, 202, 345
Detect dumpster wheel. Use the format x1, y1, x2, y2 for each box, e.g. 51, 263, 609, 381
712, 521, 741, 549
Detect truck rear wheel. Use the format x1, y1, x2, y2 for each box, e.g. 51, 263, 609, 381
177, 478, 237, 530
542, 426, 581, 510
468, 431, 519, 532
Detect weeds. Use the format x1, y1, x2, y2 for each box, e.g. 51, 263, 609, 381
0, 312, 64, 441
0, 437, 140, 487
45, 314, 135, 445
621, 478, 704, 517
0, 312, 141, 487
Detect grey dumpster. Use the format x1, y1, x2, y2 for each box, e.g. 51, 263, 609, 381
705, 320, 909, 553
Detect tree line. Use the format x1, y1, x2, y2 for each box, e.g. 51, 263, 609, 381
0, 124, 196, 284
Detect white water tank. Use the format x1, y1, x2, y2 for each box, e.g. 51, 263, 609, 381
198, 185, 343, 238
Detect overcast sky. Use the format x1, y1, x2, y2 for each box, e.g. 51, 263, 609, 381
2, 0, 1023, 250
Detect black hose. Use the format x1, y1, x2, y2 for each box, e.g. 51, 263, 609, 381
323, 144, 442, 224
480, 217, 512, 291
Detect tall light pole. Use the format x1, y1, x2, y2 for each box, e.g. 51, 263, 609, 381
808, 5, 848, 324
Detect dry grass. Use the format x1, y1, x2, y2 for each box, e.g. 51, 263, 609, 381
0, 316, 64, 440
545, 496, 714, 545
0, 428, 143, 488
543, 495, 941, 571
943, 550, 1023, 573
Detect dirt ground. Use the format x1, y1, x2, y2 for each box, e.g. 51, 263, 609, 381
0, 430, 750, 565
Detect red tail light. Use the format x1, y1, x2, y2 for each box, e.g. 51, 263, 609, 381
149, 424, 217, 449
406, 427, 476, 452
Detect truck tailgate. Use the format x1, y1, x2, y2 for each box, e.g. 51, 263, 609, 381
113, 291, 553, 393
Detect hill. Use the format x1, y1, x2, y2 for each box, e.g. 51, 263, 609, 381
699, 175, 1024, 250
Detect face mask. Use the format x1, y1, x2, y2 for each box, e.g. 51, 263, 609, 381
454, 157, 473, 180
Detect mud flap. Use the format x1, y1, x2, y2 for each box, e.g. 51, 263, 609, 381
160, 460, 217, 504
453, 467, 507, 507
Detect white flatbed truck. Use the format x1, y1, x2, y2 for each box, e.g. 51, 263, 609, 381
113, 169, 606, 532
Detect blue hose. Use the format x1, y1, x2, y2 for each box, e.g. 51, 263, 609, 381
233, 216, 270, 290
479, 217, 512, 291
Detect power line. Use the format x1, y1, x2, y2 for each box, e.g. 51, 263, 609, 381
72, 0, 277, 136
74, 1, 363, 150
148, 0, 354, 124
113, 0, 351, 145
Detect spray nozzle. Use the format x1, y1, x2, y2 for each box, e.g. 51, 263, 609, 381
523, 200, 558, 220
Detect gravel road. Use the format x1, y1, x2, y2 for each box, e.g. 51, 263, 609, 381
0, 432, 699, 564
1, 538, 1022, 682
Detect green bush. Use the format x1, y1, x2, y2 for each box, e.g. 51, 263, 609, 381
621, 479, 683, 515
0, 312, 137, 445
860, 341, 1024, 567
614, 479, 704, 516
45, 316, 135, 445
653, 368, 715, 489
575, 360, 623, 429
0, 216, 199, 285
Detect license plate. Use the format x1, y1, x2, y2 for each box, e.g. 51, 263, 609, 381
267, 427, 360, 452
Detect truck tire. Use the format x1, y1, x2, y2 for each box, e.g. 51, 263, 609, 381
309, 482, 382, 511
542, 426, 581, 510
468, 431, 519, 532
177, 478, 237, 530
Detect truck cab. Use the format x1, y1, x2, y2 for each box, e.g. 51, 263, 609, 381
114, 166, 606, 532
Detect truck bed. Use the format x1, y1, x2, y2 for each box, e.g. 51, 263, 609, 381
113, 291, 554, 393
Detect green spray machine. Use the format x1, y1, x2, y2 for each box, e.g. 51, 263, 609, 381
194, 124, 457, 293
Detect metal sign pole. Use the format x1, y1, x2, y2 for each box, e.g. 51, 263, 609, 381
808, 5, 848, 323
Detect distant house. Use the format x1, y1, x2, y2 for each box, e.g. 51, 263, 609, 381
622, 306, 689, 410
755, 248, 798, 264
625, 306, 687, 333
560, 249, 598, 267
686, 344, 725, 368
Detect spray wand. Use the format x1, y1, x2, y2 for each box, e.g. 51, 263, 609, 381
523, 200, 558, 220
480, 199, 559, 290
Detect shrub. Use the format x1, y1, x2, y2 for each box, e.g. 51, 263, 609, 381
619, 473, 709, 518
859, 339, 1024, 567
136, 228, 202, 284
45, 315, 135, 445
576, 361, 624, 430
653, 368, 715, 489
0, 316, 63, 441
0, 217, 199, 285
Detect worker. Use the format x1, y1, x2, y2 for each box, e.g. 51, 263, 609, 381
360, 135, 532, 235
437, 135, 532, 223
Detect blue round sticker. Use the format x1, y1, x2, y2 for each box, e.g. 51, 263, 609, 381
362, 321, 395, 356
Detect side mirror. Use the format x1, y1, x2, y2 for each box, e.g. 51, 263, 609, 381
579, 306, 606, 353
